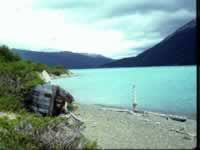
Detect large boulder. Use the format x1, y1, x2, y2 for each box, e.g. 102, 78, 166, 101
27, 84, 74, 116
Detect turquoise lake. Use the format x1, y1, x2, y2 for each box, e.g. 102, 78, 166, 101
51, 66, 196, 119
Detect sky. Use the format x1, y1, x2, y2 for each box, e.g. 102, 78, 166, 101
0, 0, 196, 59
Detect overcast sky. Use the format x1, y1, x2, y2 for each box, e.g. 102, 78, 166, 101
0, 0, 196, 59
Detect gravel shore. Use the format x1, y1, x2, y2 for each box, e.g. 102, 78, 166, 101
74, 103, 197, 149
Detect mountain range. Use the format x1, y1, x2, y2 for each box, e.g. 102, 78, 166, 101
102, 19, 196, 68
12, 19, 196, 69
12, 49, 113, 69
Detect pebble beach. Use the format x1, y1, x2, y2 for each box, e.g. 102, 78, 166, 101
74, 103, 197, 149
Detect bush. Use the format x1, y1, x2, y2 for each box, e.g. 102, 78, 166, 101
0, 112, 65, 144
0, 116, 44, 150
45, 65, 69, 76
0, 115, 57, 150
0, 46, 43, 112
83, 140, 98, 150
81, 136, 98, 150
0, 61, 43, 98
0, 45, 21, 62
0, 113, 88, 150
31, 63, 69, 76
0, 96, 23, 112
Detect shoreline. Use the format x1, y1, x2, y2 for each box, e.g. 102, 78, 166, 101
81, 103, 196, 121
74, 103, 197, 149
84, 103, 196, 120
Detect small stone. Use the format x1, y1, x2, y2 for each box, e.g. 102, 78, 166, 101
92, 122, 97, 127
59, 114, 66, 118
179, 127, 185, 131
155, 122, 160, 125
143, 111, 149, 117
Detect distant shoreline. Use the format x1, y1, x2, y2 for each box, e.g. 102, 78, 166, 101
50, 72, 78, 80
71, 64, 197, 70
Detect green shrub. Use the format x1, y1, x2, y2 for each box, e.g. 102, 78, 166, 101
0, 96, 23, 112
46, 65, 68, 76
0, 61, 43, 98
0, 117, 44, 150
16, 112, 65, 129
0, 47, 43, 113
0, 45, 21, 62
31, 63, 69, 76
83, 140, 98, 150
0, 114, 80, 150
81, 136, 98, 150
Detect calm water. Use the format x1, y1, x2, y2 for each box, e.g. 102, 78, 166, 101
51, 66, 196, 118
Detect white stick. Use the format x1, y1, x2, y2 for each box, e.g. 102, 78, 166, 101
134, 89, 137, 104
100, 107, 133, 114
133, 85, 137, 104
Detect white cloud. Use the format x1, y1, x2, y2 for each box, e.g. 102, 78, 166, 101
0, 0, 196, 58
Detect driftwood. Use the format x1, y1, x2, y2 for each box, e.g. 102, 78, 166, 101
69, 112, 84, 124
146, 111, 168, 118
169, 128, 196, 138
100, 107, 133, 114
100, 107, 187, 122
168, 115, 187, 122
146, 111, 187, 122
134, 110, 145, 114
63, 102, 84, 124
